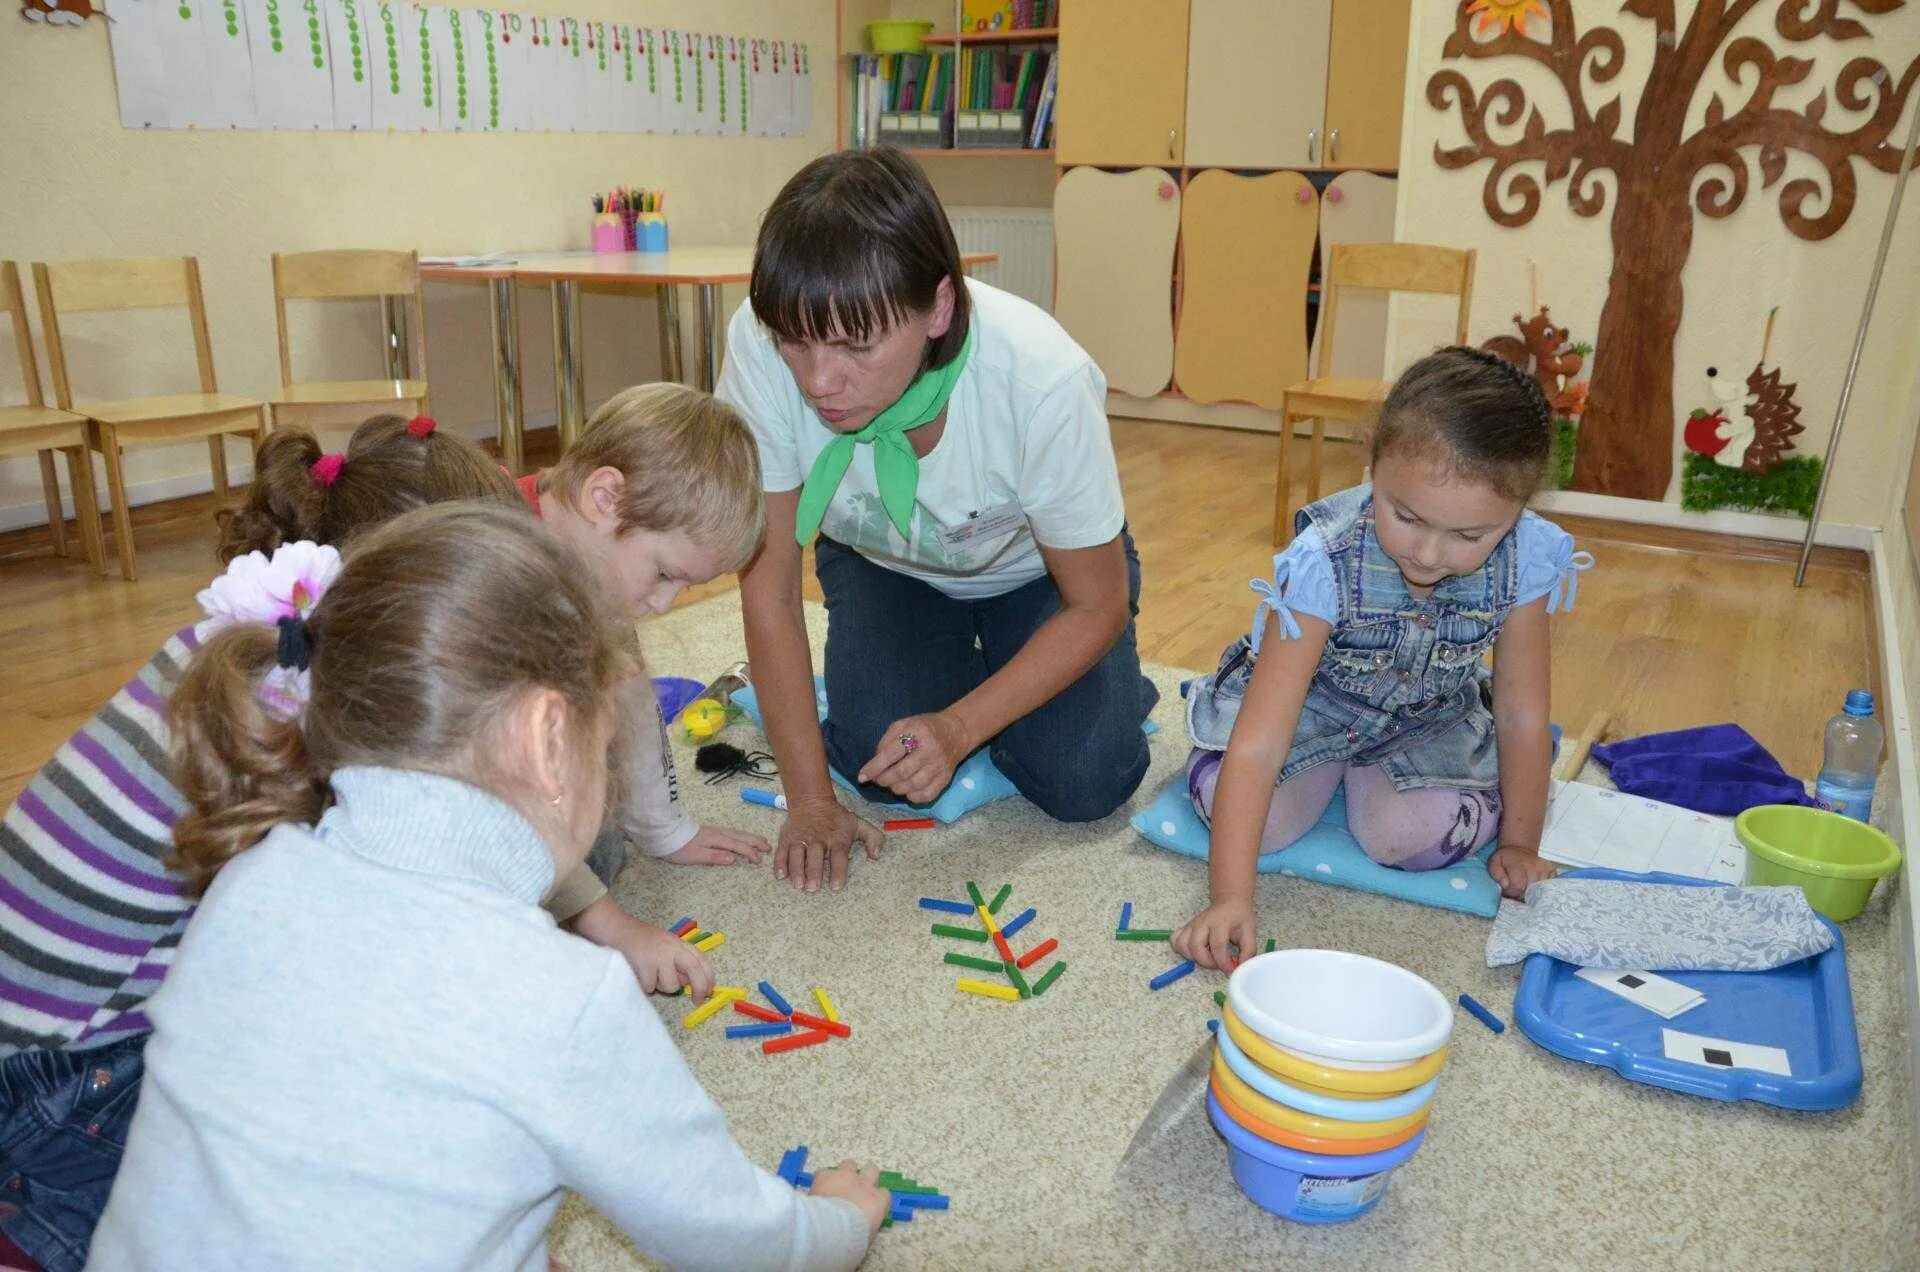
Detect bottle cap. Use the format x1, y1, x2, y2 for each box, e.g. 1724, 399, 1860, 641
1844, 689, 1875, 717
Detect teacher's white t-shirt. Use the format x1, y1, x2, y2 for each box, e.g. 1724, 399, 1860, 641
716, 279, 1125, 601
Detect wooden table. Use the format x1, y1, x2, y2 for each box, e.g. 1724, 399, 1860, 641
421, 249, 999, 473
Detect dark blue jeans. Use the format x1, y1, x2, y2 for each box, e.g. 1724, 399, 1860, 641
0, 1034, 146, 1272
815, 532, 1157, 822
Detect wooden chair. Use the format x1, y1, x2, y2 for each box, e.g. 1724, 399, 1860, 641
1272, 243, 1476, 545
268, 249, 429, 430
0, 262, 103, 570
34, 256, 267, 581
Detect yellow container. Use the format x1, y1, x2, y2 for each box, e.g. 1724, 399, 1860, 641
1210, 1051, 1429, 1141
866, 19, 934, 52
1222, 1005, 1448, 1095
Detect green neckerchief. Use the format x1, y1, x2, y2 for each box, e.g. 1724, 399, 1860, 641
793, 328, 974, 546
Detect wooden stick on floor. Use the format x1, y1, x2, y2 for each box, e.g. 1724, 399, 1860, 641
1556, 710, 1612, 783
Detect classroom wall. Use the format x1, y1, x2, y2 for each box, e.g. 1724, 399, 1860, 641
1388, 1, 1920, 524
0, 0, 838, 531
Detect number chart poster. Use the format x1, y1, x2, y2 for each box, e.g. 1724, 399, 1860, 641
105, 0, 813, 136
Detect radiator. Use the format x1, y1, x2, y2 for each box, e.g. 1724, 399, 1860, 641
946, 205, 1054, 312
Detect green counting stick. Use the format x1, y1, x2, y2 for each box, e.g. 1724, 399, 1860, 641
965, 881, 986, 910
944, 952, 1005, 973
1116, 929, 1173, 942
932, 923, 989, 943
987, 883, 1011, 914
1004, 960, 1031, 999
1031, 961, 1066, 996
1265, 938, 1277, 953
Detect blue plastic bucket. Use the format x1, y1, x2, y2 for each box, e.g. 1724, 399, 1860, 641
1208, 1090, 1425, 1223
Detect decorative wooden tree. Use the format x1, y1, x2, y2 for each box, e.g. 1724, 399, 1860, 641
1428, 0, 1919, 501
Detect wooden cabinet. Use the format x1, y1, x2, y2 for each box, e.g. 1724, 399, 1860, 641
1056, 0, 1189, 167
1310, 171, 1399, 379
1323, 0, 1412, 171
1053, 167, 1180, 397
1175, 171, 1318, 407
1183, 1, 1328, 170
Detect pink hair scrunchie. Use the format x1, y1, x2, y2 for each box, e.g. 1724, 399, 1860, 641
310, 453, 346, 489
406, 415, 437, 438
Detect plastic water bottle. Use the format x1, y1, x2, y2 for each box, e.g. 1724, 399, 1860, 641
1815, 690, 1882, 823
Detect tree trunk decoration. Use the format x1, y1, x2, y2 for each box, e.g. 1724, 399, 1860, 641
1427, 0, 1920, 501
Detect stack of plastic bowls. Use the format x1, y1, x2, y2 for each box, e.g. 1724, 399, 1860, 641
1210, 949, 1453, 1223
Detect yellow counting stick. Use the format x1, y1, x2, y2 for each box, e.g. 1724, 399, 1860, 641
694, 932, 726, 953
681, 986, 748, 1028
813, 986, 840, 1023
976, 905, 1000, 935
957, 978, 1019, 1002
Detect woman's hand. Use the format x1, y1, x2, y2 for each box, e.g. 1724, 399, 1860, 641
776, 794, 884, 893
1172, 898, 1258, 972
1488, 844, 1556, 899
662, 824, 771, 866
856, 710, 970, 805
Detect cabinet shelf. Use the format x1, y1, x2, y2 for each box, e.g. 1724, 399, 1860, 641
925, 27, 1059, 44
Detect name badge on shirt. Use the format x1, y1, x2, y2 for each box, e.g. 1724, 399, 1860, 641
937, 503, 1026, 551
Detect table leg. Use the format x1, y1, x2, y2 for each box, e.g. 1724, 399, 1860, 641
487, 277, 525, 474
381, 295, 410, 380
550, 279, 584, 452
694, 282, 721, 392
656, 284, 684, 385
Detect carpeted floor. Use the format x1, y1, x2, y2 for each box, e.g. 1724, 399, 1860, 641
549, 593, 1916, 1272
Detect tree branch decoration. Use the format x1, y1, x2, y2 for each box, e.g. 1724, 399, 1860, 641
1428, 0, 1919, 501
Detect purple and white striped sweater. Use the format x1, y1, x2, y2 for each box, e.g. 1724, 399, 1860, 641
0, 626, 197, 1057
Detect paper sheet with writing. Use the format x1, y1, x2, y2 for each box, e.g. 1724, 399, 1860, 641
1541, 781, 1746, 884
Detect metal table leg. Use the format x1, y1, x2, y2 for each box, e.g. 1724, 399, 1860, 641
694, 282, 721, 391
656, 284, 684, 385
550, 279, 584, 451
487, 277, 524, 474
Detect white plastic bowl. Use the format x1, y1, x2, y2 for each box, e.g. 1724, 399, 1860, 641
1227, 949, 1453, 1066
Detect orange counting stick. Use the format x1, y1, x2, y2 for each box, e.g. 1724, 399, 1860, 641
764, 1028, 832, 1055
789, 1011, 851, 1038
733, 1000, 788, 1024
992, 931, 1016, 964
1015, 937, 1058, 970
884, 817, 937, 830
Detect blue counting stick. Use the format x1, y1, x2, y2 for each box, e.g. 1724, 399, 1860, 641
776, 1145, 808, 1185
998, 907, 1037, 940
895, 1193, 950, 1210
918, 897, 974, 915
1149, 960, 1197, 991
1458, 993, 1507, 1035
1118, 900, 1133, 932
794, 1171, 814, 1188
725, 1021, 793, 1039
1207, 1018, 1220, 1033
758, 980, 794, 1017
888, 1200, 917, 1225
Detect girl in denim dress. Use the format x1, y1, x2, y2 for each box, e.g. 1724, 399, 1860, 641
1174, 348, 1592, 969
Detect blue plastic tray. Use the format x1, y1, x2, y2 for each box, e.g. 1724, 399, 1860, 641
1512, 868, 1860, 1111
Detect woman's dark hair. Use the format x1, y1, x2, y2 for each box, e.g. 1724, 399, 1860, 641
1371, 346, 1555, 502
749, 148, 971, 369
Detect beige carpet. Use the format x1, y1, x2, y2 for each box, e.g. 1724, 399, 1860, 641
549, 592, 1916, 1271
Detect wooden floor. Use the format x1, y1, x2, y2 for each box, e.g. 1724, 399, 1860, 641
0, 419, 1875, 805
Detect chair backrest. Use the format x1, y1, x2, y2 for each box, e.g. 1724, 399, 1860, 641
1314, 243, 1477, 379
32, 256, 217, 409
2, 261, 46, 408
270, 249, 425, 387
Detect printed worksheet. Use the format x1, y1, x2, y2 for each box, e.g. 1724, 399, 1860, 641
1541, 782, 1747, 883
245, 0, 334, 129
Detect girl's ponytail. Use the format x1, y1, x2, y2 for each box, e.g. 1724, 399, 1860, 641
216, 430, 327, 563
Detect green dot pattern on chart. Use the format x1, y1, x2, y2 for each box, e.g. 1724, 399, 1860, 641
383, 9, 398, 93
267, 0, 281, 52
486, 21, 498, 128
623, 43, 633, 84
178, 4, 191, 18
740, 59, 748, 133
717, 45, 727, 122
224, 0, 238, 38
452, 12, 466, 120
673, 41, 682, 103
345, 1, 361, 80
420, 20, 432, 107
647, 35, 657, 92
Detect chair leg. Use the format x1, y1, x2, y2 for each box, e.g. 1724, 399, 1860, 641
96, 425, 138, 582
64, 445, 104, 570
1307, 419, 1326, 506
207, 435, 230, 502
1272, 405, 1298, 548
36, 450, 68, 558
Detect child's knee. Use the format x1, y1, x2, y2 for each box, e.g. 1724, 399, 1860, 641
1353, 789, 1500, 871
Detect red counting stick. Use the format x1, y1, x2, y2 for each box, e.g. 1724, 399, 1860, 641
732, 1000, 788, 1024
1015, 937, 1058, 970
992, 931, 1016, 964
788, 1011, 851, 1038
883, 817, 937, 831
763, 1028, 832, 1055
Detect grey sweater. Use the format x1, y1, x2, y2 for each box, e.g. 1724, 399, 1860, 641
88, 766, 867, 1272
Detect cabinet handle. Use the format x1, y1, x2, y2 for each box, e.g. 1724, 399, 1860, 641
1168, 128, 1177, 160
1328, 128, 1340, 165
1306, 128, 1318, 165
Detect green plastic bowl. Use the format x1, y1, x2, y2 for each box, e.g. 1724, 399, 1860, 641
866, 19, 934, 52
1735, 804, 1903, 922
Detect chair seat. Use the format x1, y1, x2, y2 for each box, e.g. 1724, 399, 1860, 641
270, 378, 429, 407
1281, 377, 1390, 420
74, 393, 265, 426
0, 403, 88, 452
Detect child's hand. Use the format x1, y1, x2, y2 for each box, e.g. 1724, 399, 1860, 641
808, 1161, 890, 1239
1173, 899, 1257, 972
616, 924, 714, 999
663, 824, 771, 866
1488, 845, 1556, 899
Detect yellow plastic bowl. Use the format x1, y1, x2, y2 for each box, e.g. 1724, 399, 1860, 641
1222, 1005, 1448, 1094
1210, 1051, 1430, 1141
866, 19, 933, 52
1209, 1072, 1429, 1155
1736, 804, 1903, 922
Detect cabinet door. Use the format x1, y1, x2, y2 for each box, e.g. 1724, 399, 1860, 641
1057, 0, 1190, 166
1185, 0, 1330, 169
1174, 170, 1317, 408
1310, 172, 1399, 380
1324, 0, 1412, 171
1053, 167, 1180, 398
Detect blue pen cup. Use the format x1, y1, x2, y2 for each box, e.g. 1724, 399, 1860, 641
639, 216, 669, 252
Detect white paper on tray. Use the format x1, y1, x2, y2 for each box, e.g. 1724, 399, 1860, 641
1662, 1028, 1791, 1077
1541, 782, 1746, 884
1574, 967, 1704, 1019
